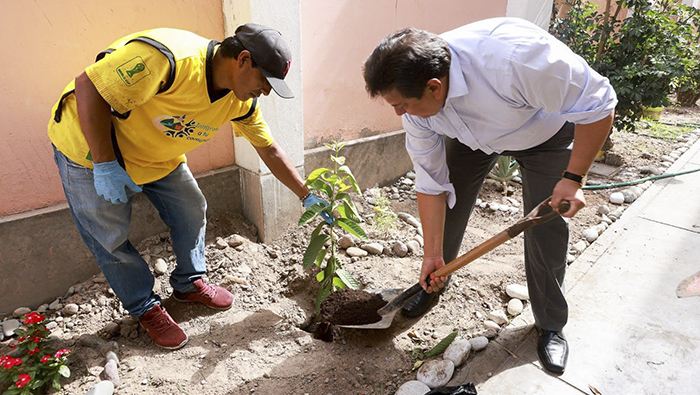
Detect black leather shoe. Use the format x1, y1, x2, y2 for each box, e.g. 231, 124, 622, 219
401, 277, 450, 318
537, 329, 569, 375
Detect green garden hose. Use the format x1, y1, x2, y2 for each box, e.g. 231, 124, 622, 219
582, 167, 700, 190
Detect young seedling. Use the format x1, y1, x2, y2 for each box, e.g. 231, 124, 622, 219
299, 141, 367, 311
369, 188, 398, 233
488, 155, 519, 195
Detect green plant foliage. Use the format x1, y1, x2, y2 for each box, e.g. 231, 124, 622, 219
423, 330, 459, 359
550, 0, 700, 132
488, 156, 519, 195
369, 189, 398, 233
0, 313, 72, 394
300, 141, 367, 311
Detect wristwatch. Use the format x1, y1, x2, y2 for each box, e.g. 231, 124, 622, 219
562, 171, 585, 186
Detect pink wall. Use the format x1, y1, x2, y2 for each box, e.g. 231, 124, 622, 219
0, 0, 232, 217
300, 0, 508, 148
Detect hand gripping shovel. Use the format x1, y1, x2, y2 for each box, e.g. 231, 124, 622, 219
338, 197, 570, 330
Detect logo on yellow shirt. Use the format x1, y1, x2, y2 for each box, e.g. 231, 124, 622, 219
117, 56, 151, 86
154, 115, 196, 138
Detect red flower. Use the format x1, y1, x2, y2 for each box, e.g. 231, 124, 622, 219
17, 337, 26, 343
30, 336, 41, 343
28, 348, 39, 355
2, 357, 23, 369
53, 349, 71, 360
15, 373, 31, 388
22, 312, 45, 325
41, 355, 52, 364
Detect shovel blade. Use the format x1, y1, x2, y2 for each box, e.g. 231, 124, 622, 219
336, 288, 404, 329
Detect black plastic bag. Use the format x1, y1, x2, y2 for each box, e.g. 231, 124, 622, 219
426, 382, 478, 395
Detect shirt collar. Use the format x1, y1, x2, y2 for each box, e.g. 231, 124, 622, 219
206, 41, 232, 102
445, 47, 469, 100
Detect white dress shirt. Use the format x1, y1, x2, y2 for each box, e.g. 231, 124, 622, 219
404, 17, 618, 208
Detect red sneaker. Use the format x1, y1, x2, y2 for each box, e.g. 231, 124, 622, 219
139, 304, 188, 350
173, 279, 234, 310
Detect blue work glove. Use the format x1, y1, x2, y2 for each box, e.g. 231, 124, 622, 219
303, 193, 333, 224
92, 160, 142, 204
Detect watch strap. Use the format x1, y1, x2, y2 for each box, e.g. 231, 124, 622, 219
562, 171, 585, 185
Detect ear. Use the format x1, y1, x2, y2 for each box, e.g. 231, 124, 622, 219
425, 78, 444, 99
236, 50, 253, 68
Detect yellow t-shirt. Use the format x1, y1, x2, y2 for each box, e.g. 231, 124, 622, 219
48, 28, 274, 184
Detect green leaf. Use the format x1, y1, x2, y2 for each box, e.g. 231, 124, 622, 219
338, 165, 361, 193
309, 178, 333, 199
303, 234, 330, 269
322, 173, 339, 185
412, 360, 424, 371
336, 268, 360, 290
315, 281, 332, 311
299, 203, 328, 226
411, 347, 425, 359
342, 202, 362, 223
332, 277, 346, 289
326, 255, 339, 275
335, 217, 367, 240
315, 247, 328, 267
423, 330, 458, 359
331, 155, 346, 166
337, 193, 361, 220
58, 365, 71, 378
305, 168, 332, 185
316, 271, 325, 282
310, 222, 327, 240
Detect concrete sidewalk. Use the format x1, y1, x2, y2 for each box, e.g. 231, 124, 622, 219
458, 132, 700, 395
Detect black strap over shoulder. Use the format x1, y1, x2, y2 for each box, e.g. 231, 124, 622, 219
53, 89, 75, 123
110, 122, 126, 169
125, 36, 176, 94
95, 48, 115, 62
54, 37, 176, 124
231, 98, 258, 122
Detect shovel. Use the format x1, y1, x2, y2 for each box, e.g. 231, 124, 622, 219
338, 197, 570, 330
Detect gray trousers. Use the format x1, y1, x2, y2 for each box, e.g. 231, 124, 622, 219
443, 122, 574, 332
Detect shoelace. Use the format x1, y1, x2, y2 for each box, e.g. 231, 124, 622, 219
146, 310, 172, 332
197, 283, 217, 300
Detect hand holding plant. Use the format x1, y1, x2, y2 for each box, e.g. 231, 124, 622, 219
0, 313, 71, 394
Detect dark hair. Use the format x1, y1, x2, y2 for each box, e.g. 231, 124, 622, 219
363, 27, 451, 99
219, 36, 257, 67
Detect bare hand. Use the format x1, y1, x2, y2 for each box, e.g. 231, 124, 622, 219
420, 256, 448, 293
551, 178, 586, 217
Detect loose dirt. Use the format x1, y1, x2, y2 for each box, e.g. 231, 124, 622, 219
3, 105, 699, 395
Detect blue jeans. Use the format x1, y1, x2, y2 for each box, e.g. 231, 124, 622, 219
53, 146, 207, 317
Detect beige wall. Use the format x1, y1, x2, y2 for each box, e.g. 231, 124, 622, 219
0, 0, 512, 216
0, 0, 232, 217
300, 0, 508, 148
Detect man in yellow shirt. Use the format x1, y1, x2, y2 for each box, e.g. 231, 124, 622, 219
49, 24, 326, 349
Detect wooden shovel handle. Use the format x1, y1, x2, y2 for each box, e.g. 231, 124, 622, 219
431, 198, 569, 279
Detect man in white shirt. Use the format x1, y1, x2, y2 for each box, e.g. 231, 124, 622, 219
363, 17, 616, 374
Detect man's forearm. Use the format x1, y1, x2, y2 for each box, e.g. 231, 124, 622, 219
567, 112, 614, 176
254, 142, 309, 199
416, 192, 447, 259
75, 72, 115, 163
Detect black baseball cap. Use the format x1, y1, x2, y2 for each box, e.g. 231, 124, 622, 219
235, 23, 294, 99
